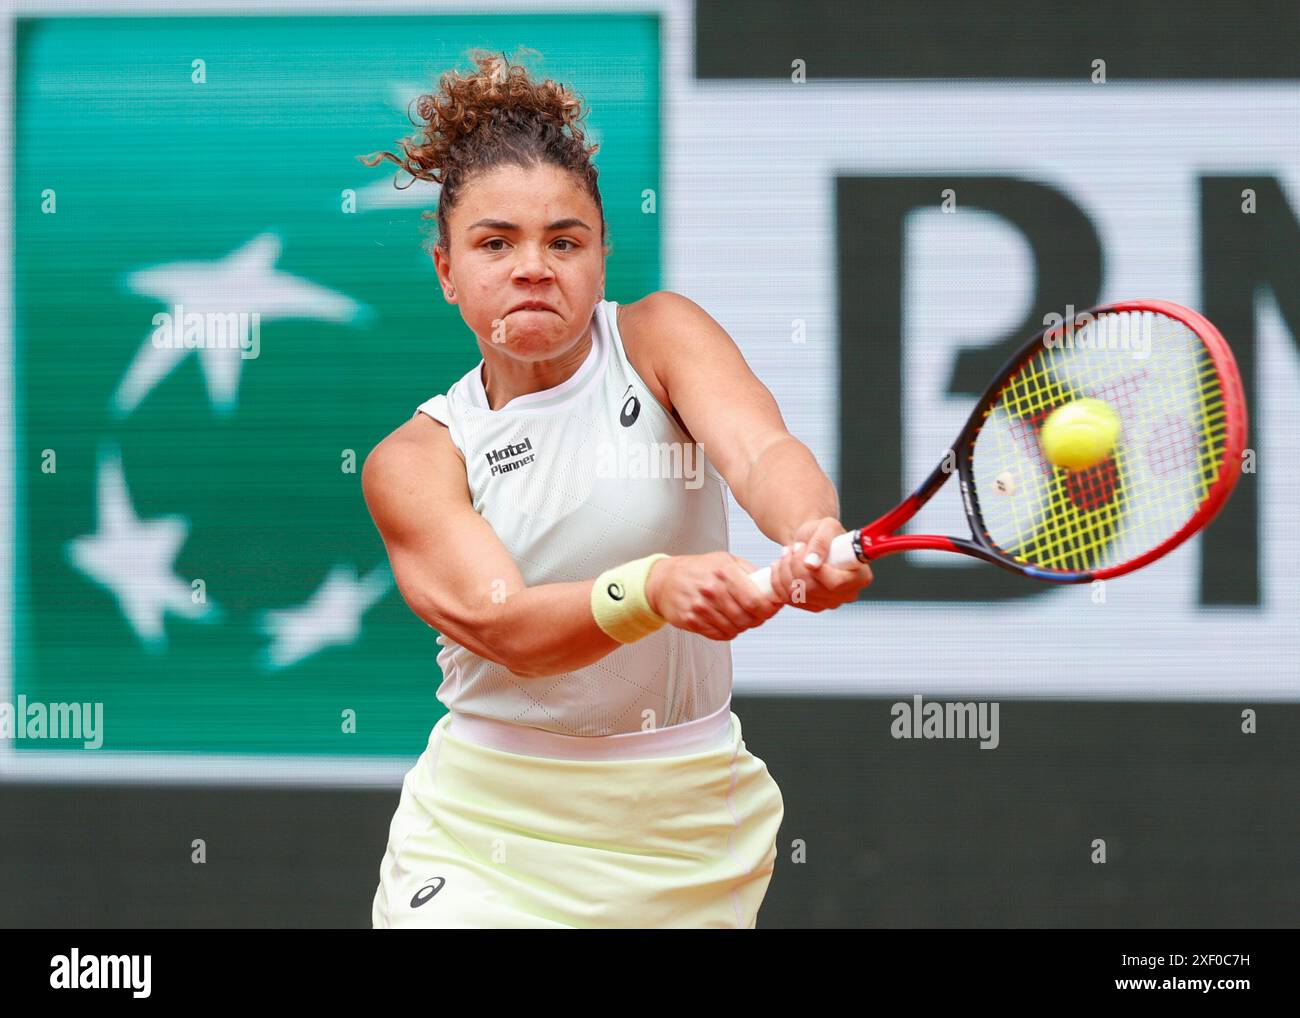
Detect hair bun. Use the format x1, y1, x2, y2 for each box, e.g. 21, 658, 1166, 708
358, 46, 606, 255
363, 47, 594, 186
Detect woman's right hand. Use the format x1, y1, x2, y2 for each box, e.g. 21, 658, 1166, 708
645, 552, 784, 641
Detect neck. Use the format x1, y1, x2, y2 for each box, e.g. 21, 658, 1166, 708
480, 322, 595, 411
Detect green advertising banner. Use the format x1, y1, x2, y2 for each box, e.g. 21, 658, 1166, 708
8, 15, 659, 780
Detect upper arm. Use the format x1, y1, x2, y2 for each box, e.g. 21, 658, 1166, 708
361, 415, 527, 668
628, 291, 797, 499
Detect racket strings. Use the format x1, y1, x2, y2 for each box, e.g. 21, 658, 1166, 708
970, 310, 1229, 573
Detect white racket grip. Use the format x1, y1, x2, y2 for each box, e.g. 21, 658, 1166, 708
748, 530, 860, 598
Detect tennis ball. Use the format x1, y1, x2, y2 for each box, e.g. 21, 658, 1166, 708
1040, 398, 1121, 471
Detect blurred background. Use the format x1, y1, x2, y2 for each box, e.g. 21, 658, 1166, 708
2, 1, 1296, 927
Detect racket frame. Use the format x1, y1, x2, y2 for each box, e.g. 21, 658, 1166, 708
850, 299, 1248, 583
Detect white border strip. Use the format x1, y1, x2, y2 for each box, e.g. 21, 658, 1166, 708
0, 748, 413, 787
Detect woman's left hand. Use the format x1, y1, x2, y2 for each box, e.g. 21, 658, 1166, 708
766, 516, 874, 611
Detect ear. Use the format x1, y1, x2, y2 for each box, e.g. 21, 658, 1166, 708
433, 246, 456, 303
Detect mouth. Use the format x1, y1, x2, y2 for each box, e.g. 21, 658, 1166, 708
508, 301, 558, 315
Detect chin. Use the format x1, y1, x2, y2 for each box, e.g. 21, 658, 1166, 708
508, 316, 566, 342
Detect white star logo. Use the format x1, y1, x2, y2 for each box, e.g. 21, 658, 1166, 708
65, 446, 219, 650
111, 232, 371, 417
258, 564, 392, 670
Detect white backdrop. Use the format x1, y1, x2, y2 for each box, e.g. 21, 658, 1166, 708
663, 81, 1300, 699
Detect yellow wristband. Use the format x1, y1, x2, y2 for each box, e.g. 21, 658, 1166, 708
591, 553, 670, 644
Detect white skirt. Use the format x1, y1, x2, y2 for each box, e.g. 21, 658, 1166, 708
371, 699, 785, 928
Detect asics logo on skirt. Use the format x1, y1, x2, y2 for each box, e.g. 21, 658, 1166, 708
411, 877, 446, 908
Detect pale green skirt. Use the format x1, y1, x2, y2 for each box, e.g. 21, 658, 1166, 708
371, 704, 785, 929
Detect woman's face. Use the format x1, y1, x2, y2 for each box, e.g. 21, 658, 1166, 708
435, 163, 606, 361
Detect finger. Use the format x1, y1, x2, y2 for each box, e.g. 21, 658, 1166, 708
712, 583, 761, 630
824, 560, 874, 589
772, 545, 797, 603
739, 555, 784, 605
694, 624, 729, 641
808, 561, 860, 589
697, 569, 754, 631
785, 540, 806, 590
807, 563, 874, 608
801, 519, 842, 569
716, 563, 780, 626
786, 545, 831, 595
789, 544, 831, 603
787, 568, 817, 607
705, 598, 758, 638
687, 603, 731, 640
728, 563, 782, 620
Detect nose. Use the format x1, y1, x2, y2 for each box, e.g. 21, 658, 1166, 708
510, 241, 555, 283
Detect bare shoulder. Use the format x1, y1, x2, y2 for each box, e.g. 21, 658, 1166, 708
617, 290, 713, 344
361, 413, 468, 521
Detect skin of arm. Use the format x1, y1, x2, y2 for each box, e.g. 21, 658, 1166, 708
630, 291, 872, 611
626, 290, 841, 545
365, 292, 854, 680
362, 416, 622, 680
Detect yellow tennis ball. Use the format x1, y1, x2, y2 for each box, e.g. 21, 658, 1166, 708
1040, 398, 1121, 470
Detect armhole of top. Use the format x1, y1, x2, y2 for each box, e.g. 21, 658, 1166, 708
608, 300, 679, 428
608, 300, 726, 487
413, 393, 465, 462
414, 393, 451, 426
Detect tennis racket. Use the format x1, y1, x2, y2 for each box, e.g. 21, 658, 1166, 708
749, 299, 1247, 596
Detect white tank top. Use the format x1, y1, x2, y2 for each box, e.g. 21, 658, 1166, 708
413, 298, 733, 736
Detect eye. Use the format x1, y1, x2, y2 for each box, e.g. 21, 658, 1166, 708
483, 238, 508, 251
553, 238, 578, 251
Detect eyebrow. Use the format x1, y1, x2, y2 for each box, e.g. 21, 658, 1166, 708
466, 217, 593, 233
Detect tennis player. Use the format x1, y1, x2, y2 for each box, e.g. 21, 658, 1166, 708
361, 49, 874, 929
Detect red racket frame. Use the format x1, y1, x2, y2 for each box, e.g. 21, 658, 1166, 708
847, 299, 1248, 583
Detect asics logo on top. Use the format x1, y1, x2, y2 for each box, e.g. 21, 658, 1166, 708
620, 385, 641, 427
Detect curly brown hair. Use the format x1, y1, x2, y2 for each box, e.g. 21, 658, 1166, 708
359, 47, 607, 256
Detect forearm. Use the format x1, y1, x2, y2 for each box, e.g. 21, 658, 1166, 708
476, 578, 623, 679
736, 435, 840, 545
